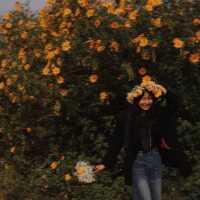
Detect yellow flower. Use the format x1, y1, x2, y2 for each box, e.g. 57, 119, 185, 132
134, 88, 143, 97
42, 67, 50, 75
94, 19, 101, 28
127, 92, 134, 102
26, 20, 36, 29
107, 6, 115, 14
22, 58, 27, 64
52, 66, 61, 76
75, 8, 81, 17
78, 0, 88, 7
150, 40, 159, 48
62, 41, 71, 51
96, 46, 105, 52
154, 90, 162, 98
14, 2, 23, 12
2, 12, 12, 20
56, 58, 63, 66
46, 51, 56, 60
189, 53, 199, 64
64, 174, 72, 181
39, 19, 48, 28
173, 38, 184, 48
147, 0, 162, 7
76, 166, 86, 176
20, 31, 28, 40
119, 0, 126, 8
18, 19, 24, 26
128, 10, 138, 21
9, 93, 17, 103
192, 18, 200, 25
99, 91, 109, 102
24, 64, 31, 71
110, 41, 119, 52
11, 61, 17, 68
110, 21, 120, 29
86, 9, 95, 17
151, 18, 162, 28
0, 82, 5, 90
54, 48, 61, 55
18, 48, 26, 60
91, 41, 102, 51
114, 7, 125, 15
146, 83, 154, 92
102, 2, 112, 8
142, 75, 152, 83
1, 59, 9, 68
46, 0, 56, 5
57, 76, 65, 84
51, 31, 60, 38
26, 127, 32, 133
40, 33, 47, 41
139, 36, 149, 47
144, 4, 153, 12
50, 161, 58, 170
5, 23, 12, 29
34, 49, 42, 58
11, 74, 19, 82
89, 74, 98, 83
6, 78, 12, 86
124, 21, 131, 28
87, 39, 96, 49
158, 85, 167, 94
63, 8, 72, 17
45, 43, 54, 51
195, 31, 200, 41
10, 146, 16, 154
132, 34, 149, 47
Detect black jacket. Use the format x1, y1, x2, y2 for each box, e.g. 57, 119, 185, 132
100, 102, 193, 185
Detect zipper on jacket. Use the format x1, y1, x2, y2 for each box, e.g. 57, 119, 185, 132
149, 127, 151, 152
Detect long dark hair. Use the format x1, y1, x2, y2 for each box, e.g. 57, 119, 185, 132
123, 90, 159, 148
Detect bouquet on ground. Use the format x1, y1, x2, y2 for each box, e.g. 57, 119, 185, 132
73, 161, 96, 184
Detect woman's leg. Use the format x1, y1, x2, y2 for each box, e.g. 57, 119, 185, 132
132, 153, 152, 200
149, 151, 162, 200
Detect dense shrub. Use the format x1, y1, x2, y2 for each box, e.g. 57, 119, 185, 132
0, 0, 199, 199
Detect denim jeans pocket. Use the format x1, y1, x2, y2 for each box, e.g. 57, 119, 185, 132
133, 154, 145, 168
151, 150, 161, 161
151, 154, 162, 179
155, 152, 162, 164
151, 164, 162, 181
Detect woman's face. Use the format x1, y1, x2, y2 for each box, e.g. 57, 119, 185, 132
138, 92, 153, 111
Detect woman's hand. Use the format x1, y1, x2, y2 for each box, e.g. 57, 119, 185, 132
94, 164, 106, 173
160, 137, 171, 150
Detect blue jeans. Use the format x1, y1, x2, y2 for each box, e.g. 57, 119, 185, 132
132, 148, 162, 200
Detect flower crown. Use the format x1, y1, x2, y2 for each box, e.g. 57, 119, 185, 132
126, 75, 167, 104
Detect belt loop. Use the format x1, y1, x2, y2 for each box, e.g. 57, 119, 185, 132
137, 150, 144, 156
138, 147, 158, 154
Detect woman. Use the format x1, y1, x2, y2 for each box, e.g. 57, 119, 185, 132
95, 75, 193, 200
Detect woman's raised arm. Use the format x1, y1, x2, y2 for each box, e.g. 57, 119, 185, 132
96, 109, 128, 171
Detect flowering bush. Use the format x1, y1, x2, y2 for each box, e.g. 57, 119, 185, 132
0, 0, 199, 199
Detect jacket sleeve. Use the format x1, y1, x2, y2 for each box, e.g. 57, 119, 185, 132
101, 110, 127, 170
160, 108, 193, 178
